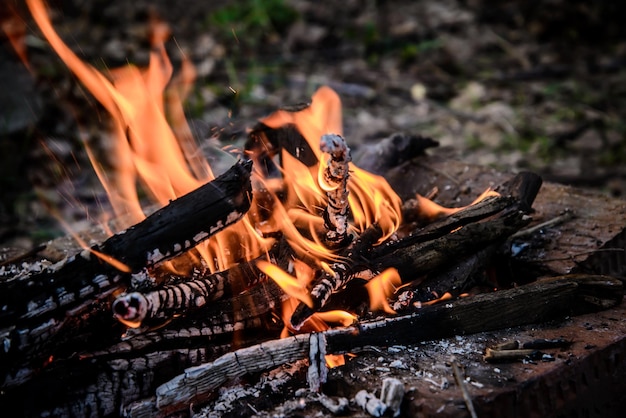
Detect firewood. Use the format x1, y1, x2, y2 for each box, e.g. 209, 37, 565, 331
320, 133, 352, 248
352, 132, 439, 175
290, 171, 541, 328
123, 274, 622, 417
0, 161, 253, 378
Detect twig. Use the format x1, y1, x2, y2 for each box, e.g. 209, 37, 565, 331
483, 348, 538, 363
451, 359, 478, 418
511, 209, 575, 239
320, 134, 351, 248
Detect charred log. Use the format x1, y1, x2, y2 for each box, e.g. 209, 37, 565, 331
0, 161, 253, 384
290, 172, 542, 328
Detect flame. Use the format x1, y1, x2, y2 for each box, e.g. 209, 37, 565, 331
365, 268, 402, 314
257, 260, 313, 308
26, 0, 406, 352
414, 188, 500, 222
261, 87, 402, 244
27, 0, 273, 273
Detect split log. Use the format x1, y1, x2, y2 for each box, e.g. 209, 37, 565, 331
0, 161, 253, 382
124, 274, 622, 417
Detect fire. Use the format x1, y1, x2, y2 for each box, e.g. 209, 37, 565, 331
366, 268, 402, 314
25, 0, 413, 353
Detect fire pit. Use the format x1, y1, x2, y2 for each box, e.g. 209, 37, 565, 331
1, 1, 625, 417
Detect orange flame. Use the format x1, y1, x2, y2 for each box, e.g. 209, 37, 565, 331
26, 0, 407, 349
365, 268, 402, 314
414, 188, 500, 222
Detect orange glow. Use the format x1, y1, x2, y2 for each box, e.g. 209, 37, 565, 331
1, 5, 31, 71
420, 291, 453, 307
365, 268, 402, 314
414, 188, 500, 222
257, 260, 313, 308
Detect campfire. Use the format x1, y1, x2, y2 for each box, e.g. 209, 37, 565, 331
2, 1, 625, 417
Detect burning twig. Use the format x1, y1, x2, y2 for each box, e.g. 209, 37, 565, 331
320, 133, 352, 248
290, 224, 383, 329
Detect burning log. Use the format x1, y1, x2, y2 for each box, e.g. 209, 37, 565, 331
290, 171, 542, 328
0, 161, 252, 382
123, 274, 622, 417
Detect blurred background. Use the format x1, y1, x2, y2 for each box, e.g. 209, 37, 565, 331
1, 0, 625, 251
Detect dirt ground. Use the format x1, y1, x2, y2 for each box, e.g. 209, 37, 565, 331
1, 0, 625, 251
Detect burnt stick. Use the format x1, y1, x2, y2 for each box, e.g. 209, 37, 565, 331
0, 161, 253, 375
111, 237, 298, 328
320, 134, 352, 248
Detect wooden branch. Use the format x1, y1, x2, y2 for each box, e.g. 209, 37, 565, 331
123, 274, 622, 417
319, 133, 351, 247
0, 161, 253, 375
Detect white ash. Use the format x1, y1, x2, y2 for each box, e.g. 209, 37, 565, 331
0, 259, 51, 280
380, 378, 405, 417
317, 393, 349, 415
389, 359, 409, 370
354, 390, 387, 417
194, 361, 309, 418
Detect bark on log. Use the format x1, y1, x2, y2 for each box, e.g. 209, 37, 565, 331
383, 156, 626, 282
124, 274, 622, 417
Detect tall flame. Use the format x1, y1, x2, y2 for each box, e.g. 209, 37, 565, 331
26, 0, 406, 344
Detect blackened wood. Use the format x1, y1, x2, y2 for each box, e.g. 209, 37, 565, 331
0, 161, 252, 380
392, 245, 497, 311
384, 156, 626, 283
126, 275, 622, 417
96, 159, 253, 271
246, 122, 317, 177
353, 132, 439, 175
290, 172, 541, 328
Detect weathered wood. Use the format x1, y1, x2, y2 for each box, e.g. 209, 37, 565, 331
123, 275, 622, 417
